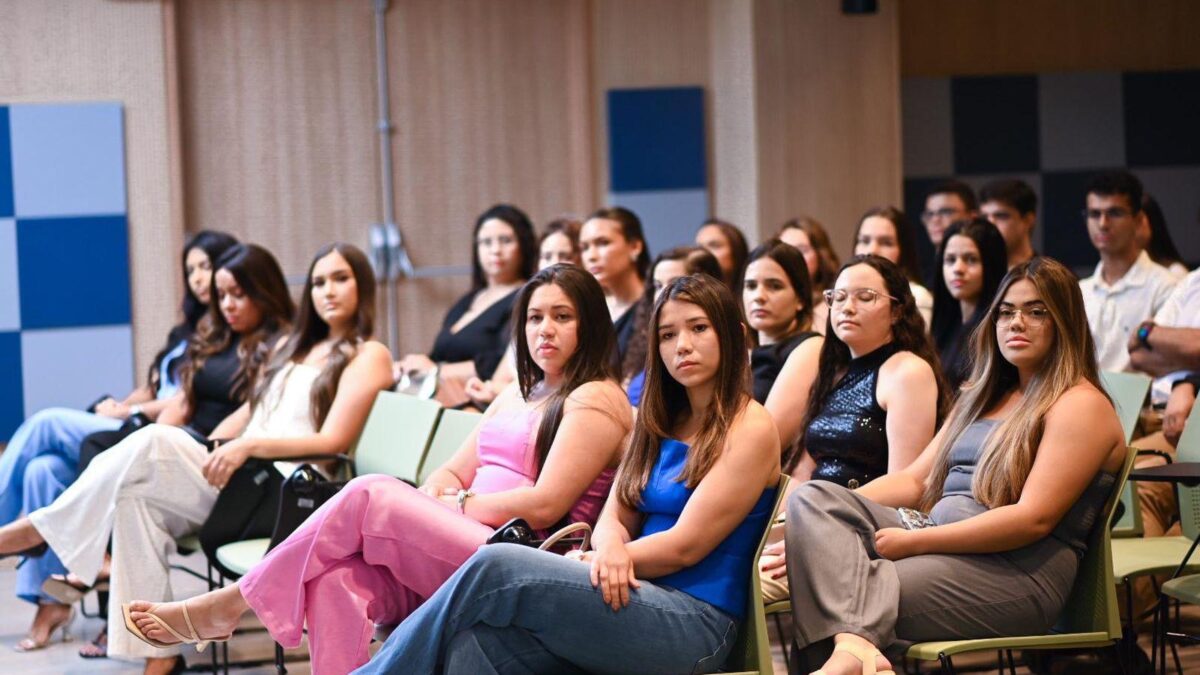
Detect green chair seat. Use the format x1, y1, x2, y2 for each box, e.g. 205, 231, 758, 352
175, 534, 202, 554
215, 538, 270, 578
765, 600, 790, 615
1161, 573, 1200, 605
906, 631, 1114, 659
1112, 535, 1200, 580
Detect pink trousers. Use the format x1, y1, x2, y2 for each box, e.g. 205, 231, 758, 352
240, 474, 492, 674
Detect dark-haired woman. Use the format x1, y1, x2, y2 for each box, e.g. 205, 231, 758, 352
581, 207, 650, 361
932, 218, 1008, 391
783, 258, 1125, 674
759, 255, 946, 604
696, 217, 750, 292
854, 207, 935, 329
0, 230, 238, 652
397, 204, 537, 406
122, 264, 631, 674
779, 216, 841, 335
623, 246, 722, 405
356, 273, 779, 674
1139, 193, 1188, 281
0, 244, 393, 673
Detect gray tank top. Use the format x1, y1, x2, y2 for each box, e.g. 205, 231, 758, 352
929, 419, 1116, 558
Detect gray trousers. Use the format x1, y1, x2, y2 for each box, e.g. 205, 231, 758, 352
784, 482, 1076, 670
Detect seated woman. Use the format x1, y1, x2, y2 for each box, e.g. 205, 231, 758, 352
122, 264, 632, 674
0, 231, 243, 652
0, 243, 393, 674
696, 217, 750, 292
778, 216, 840, 335
853, 206, 935, 329
396, 203, 537, 406
784, 257, 1126, 674
759, 254, 946, 604
581, 206, 650, 360
931, 218, 1007, 391
354, 272, 780, 674
623, 246, 722, 405
464, 217, 583, 408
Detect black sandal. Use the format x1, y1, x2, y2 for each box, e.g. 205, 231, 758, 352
78, 623, 107, 659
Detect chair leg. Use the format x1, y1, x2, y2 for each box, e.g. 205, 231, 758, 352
772, 613, 791, 671
275, 642, 287, 674
939, 653, 957, 675
1005, 649, 1017, 675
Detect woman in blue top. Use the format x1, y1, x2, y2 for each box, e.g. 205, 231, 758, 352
357, 273, 781, 674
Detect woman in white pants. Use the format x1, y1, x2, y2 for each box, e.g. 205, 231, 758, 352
0, 243, 393, 675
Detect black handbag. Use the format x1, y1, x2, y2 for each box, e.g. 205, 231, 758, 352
486, 518, 591, 553
267, 464, 346, 551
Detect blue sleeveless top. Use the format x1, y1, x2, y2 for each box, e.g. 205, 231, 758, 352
640, 439, 777, 618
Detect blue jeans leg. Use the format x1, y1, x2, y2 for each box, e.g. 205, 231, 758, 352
17, 455, 74, 603
0, 408, 120, 524
356, 544, 738, 675
445, 624, 589, 675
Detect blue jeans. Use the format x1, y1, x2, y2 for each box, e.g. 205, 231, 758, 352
0, 408, 120, 603
355, 544, 738, 675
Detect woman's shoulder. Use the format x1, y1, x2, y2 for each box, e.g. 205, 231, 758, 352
346, 340, 394, 374
565, 380, 634, 420
880, 349, 935, 383
1047, 381, 1118, 420
732, 400, 780, 449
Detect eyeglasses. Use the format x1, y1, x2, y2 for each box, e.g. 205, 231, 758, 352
994, 306, 1051, 326
921, 207, 961, 223
824, 288, 897, 308
1082, 207, 1133, 222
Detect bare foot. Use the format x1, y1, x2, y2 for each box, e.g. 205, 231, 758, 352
128, 584, 248, 646
142, 655, 182, 675
814, 635, 891, 675
14, 602, 72, 651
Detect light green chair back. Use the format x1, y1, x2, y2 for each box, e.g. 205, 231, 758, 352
1175, 402, 1200, 540
417, 408, 483, 484
351, 391, 442, 483
724, 475, 790, 675
1100, 372, 1151, 536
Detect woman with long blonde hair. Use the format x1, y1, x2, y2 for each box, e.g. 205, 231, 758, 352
783, 257, 1126, 674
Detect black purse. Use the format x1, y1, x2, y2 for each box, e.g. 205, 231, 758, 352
486, 518, 592, 553
267, 464, 346, 551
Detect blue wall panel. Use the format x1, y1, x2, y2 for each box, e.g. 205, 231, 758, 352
608, 87, 707, 193
16, 215, 131, 329
0, 332, 23, 440
0, 107, 12, 218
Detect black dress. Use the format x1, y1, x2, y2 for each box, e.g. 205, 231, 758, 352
936, 316, 980, 391
804, 341, 901, 488
750, 331, 820, 404
430, 289, 519, 380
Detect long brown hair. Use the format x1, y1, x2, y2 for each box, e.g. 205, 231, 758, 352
919, 257, 1110, 510
779, 216, 840, 292
513, 264, 619, 471
854, 206, 923, 285
179, 244, 295, 416
250, 243, 376, 430
788, 255, 948, 472
616, 274, 749, 508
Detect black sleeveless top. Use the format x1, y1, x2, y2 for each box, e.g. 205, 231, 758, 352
430, 288, 519, 380
805, 341, 900, 488
750, 331, 820, 404
190, 336, 244, 436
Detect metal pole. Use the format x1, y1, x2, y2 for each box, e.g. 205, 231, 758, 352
373, 0, 410, 353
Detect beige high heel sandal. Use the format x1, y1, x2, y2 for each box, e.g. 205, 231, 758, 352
122, 602, 232, 653
811, 641, 896, 675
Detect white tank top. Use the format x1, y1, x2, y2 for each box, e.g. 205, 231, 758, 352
243, 361, 323, 477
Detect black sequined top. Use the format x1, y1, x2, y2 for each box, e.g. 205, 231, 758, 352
805, 341, 900, 488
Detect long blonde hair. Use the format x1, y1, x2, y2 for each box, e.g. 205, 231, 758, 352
919, 258, 1109, 511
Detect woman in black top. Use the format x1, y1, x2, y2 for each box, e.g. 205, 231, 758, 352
580, 206, 650, 363
743, 240, 824, 450
396, 204, 536, 406
931, 218, 1007, 393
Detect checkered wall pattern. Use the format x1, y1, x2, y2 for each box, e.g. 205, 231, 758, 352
902, 69, 1200, 275
0, 103, 134, 441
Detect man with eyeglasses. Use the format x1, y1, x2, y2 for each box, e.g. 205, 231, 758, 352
1078, 170, 1176, 373
919, 180, 977, 284
979, 179, 1038, 270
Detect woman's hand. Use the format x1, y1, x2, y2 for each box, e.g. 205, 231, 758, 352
589, 540, 640, 611
419, 483, 457, 500
464, 377, 498, 406
759, 540, 788, 580
397, 354, 436, 378
201, 439, 253, 489
873, 527, 926, 561
94, 398, 131, 420
1164, 384, 1197, 448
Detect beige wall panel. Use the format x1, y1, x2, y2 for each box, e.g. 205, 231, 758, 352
901, 0, 1200, 76
0, 0, 180, 379
754, 0, 902, 255
709, 0, 760, 240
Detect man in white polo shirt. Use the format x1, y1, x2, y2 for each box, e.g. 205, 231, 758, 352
1078, 171, 1177, 372
1130, 267, 1200, 446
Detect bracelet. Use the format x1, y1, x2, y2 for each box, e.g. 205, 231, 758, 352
129, 404, 144, 418
456, 489, 475, 515
1137, 322, 1155, 351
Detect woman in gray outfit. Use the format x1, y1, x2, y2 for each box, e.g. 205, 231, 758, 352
784, 257, 1127, 675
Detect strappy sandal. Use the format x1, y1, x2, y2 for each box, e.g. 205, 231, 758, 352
811, 642, 896, 675
78, 623, 107, 659
13, 605, 75, 652
121, 602, 232, 653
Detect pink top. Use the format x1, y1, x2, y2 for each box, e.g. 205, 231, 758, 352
470, 407, 615, 527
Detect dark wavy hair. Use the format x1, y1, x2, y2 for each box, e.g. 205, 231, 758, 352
251, 243, 376, 429
744, 238, 815, 345
471, 204, 538, 290
854, 206, 923, 284
698, 218, 750, 292
148, 230, 239, 392
180, 244, 295, 416
513, 264, 619, 471
538, 217, 582, 265
587, 206, 651, 279
788, 255, 948, 472
931, 218, 1009, 353
620, 246, 722, 381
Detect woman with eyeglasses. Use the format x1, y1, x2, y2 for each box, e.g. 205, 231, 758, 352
853, 207, 935, 330
782, 257, 1125, 674
758, 255, 948, 601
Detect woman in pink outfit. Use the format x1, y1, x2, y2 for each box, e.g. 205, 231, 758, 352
123, 264, 633, 674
